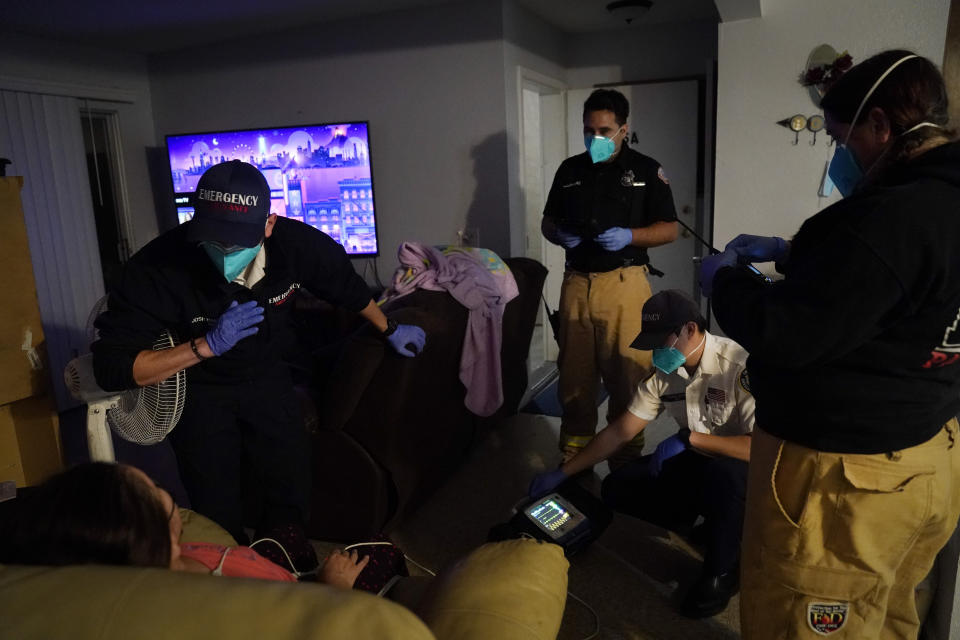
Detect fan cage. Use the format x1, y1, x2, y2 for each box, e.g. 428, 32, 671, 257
108, 330, 186, 444
85, 294, 111, 350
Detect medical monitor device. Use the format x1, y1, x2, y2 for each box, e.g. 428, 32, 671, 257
488, 481, 611, 557
523, 493, 591, 546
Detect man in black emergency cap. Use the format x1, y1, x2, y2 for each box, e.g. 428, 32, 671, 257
93, 160, 425, 572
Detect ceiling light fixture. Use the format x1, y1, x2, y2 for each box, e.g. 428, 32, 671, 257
606, 0, 653, 24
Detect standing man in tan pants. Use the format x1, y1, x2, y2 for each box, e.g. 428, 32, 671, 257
542, 88, 678, 465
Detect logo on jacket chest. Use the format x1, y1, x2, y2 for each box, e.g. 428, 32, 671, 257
267, 282, 301, 306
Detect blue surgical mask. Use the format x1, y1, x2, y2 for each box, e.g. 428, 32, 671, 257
202, 242, 261, 282
826, 54, 920, 198
584, 128, 623, 164
652, 332, 706, 375
827, 144, 862, 198
652, 345, 687, 375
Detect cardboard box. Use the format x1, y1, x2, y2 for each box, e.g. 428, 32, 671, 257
0, 177, 48, 406
0, 394, 62, 487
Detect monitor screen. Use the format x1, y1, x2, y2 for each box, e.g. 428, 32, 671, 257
165, 122, 379, 257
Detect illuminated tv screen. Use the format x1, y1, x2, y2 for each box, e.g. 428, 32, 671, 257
165, 122, 379, 257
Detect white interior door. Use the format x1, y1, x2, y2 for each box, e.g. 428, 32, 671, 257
521, 74, 566, 367
566, 81, 701, 297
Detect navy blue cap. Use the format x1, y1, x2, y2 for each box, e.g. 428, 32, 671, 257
188, 160, 270, 248
630, 290, 702, 350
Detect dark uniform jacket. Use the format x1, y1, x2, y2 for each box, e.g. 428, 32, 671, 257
543, 147, 677, 273
92, 217, 372, 391
712, 141, 960, 453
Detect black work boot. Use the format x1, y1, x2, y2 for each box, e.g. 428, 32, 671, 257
679, 570, 739, 618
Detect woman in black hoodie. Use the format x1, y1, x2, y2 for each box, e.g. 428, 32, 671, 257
703, 50, 960, 639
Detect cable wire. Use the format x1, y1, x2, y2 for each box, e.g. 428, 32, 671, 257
248, 537, 317, 578
568, 590, 601, 640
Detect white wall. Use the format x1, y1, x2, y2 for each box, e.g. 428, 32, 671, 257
0, 32, 159, 251
566, 20, 718, 88
149, 1, 511, 274
713, 0, 950, 250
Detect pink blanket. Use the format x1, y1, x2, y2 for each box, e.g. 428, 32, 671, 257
380, 242, 518, 416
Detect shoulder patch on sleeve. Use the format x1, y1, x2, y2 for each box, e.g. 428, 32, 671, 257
657, 166, 669, 185
739, 369, 751, 394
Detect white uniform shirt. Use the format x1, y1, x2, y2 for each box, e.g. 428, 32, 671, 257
233, 244, 267, 289
627, 332, 755, 441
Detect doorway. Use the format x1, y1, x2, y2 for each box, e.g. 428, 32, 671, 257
519, 69, 567, 388
80, 110, 131, 291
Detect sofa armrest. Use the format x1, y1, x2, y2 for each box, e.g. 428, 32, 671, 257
497, 258, 548, 417
178, 508, 237, 547
0, 563, 435, 640
313, 331, 387, 433
418, 539, 569, 640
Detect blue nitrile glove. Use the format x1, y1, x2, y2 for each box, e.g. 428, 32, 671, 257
648, 434, 688, 477
698, 249, 738, 298
528, 469, 568, 499
595, 227, 633, 251
205, 300, 264, 356
555, 229, 582, 249
725, 234, 788, 263
387, 324, 426, 357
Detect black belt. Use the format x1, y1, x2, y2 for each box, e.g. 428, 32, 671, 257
566, 258, 663, 276
612, 258, 665, 277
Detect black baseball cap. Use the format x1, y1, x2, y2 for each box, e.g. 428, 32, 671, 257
630, 290, 702, 350
187, 160, 271, 248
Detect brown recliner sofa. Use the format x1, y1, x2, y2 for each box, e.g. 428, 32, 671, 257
296, 257, 547, 541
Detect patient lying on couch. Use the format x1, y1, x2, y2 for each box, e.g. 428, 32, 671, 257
0, 462, 368, 588
0, 465, 571, 640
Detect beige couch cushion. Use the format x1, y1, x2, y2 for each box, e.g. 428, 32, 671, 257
0, 563, 435, 640
420, 539, 569, 640
178, 507, 237, 546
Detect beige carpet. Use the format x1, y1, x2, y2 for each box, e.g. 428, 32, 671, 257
383, 409, 742, 640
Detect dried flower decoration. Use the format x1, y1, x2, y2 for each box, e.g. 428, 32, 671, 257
800, 51, 853, 93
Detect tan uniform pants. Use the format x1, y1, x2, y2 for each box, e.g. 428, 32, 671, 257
741, 420, 960, 640
557, 266, 653, 452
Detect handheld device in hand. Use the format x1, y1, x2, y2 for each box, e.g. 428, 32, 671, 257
743, 263, 774, 284
559, 217, 604, 240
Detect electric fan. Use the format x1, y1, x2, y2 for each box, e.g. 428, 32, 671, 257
64, 297, 186, 462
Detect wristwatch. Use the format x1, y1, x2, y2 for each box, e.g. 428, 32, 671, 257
677, 428, 692, 447
382, 318, 399, 337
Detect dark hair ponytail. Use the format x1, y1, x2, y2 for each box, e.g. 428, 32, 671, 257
0, 463, 171, 568
821, 50, 954, 164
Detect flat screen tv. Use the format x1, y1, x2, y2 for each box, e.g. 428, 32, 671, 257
165, 121, 379, 257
